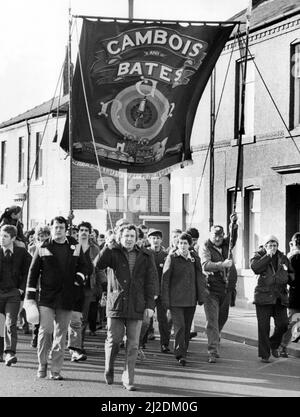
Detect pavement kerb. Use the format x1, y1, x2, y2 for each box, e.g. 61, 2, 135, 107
194, 324, 300, 358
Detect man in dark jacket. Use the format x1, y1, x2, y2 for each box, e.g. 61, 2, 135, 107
0, 225, 31, 365
94, 224, 157, 391
25, 216, 87, 380
200, 213, 238, 363
67, 221, 102, 362
279, 232, 300, 357
147, 228, 171, 353
250, 235, 292, 363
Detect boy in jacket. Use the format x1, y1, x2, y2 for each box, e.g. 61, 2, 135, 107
0, 225, 31, 366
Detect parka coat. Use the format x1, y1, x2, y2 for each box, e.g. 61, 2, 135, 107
94, 243, 157, 320
250, 248, 293, 306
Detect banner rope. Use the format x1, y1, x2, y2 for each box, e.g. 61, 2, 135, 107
75, 19, 114, 230
188, 29, 239, 228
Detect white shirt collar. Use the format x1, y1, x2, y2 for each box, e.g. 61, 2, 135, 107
175, 249, 193, 260
3, 243, 14, 254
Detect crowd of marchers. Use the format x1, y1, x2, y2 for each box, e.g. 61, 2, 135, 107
0, 205, 299, 391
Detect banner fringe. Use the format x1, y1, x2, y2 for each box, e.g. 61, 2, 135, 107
72, 159, 193, 179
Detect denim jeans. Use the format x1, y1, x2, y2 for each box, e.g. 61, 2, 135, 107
204, 291, 231, 355
0, 288, 21, 354
68, 311, 83, 351
105, 317, 142, 385
281, 308, 300, 347
170, 306, 196, 359
38, 306, 72, 373
67, 289, 93, 351
80, 288, 94, 348
255, 302, 288, 359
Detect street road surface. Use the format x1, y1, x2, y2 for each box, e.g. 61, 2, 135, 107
1, 328, 300, 398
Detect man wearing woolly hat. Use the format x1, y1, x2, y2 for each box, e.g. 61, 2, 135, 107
250, 234, 293, 363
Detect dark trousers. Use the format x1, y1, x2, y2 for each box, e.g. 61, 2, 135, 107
88, 300, 99, 333
156, 297, 172, 347
170, 306, 196, 359
255, 301, 288, 359
0, 288, 21, 354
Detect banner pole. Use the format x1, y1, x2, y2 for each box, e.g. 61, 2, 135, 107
68, 5, 74, 230
122, 0, 135, 222
209, 68, 216, 229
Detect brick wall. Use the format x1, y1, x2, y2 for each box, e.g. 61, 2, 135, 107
72, 164, 170, 228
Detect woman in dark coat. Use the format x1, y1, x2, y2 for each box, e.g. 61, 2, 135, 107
0, 206, 26, 247
280, 232, 300, 356
161, 232, 207, 366
250, 235, 293, 363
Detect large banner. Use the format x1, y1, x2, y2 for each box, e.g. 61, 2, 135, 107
61, 19, 236, 175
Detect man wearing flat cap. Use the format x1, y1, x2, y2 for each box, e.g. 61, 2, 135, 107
147, 229, 171, 353
250, 235, 293, 363
200, 213, 238, 363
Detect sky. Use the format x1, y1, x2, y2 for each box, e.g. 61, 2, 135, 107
0, 0, 249, 122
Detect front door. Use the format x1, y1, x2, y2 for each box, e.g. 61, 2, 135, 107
286, 184, 300, 253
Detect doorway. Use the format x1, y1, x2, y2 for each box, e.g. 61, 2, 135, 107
286, 184, 300, 253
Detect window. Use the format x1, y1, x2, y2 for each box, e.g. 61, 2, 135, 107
248, 190, 261, 259
0, 141, 6, 184
18, 137, 25, 182
35, 132, 43, 180
291, 42, 300, 128
235, 58, 255, 138
228, 188, 261, 268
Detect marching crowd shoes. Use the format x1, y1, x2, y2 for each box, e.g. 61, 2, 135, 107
37, 364, 48, 378
5, 353, 17, 366
123, 382, 137, 391
71, 350, 87, 362
49, 372, 64, 380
